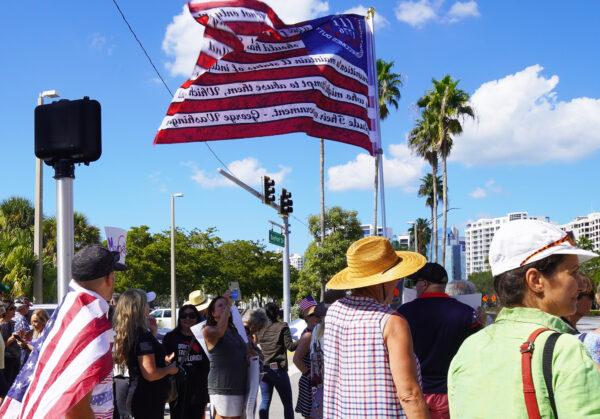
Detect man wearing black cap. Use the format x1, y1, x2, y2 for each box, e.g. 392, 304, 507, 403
397, 263, 481, 419
0, 245, 124, 418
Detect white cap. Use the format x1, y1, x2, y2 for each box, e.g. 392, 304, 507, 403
146, 291, 156, 303
489, 219, 598, 277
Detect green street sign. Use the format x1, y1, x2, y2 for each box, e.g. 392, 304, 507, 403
269, 230, 285, 247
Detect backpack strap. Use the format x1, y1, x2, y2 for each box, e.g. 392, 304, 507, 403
542, 332, 561, 419
520, 327, 551, 419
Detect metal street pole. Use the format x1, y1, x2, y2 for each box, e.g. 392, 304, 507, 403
55, 160, 74, 302
170, 192, 183, 329
282, 215, 291, 324
34, 90, 60, 303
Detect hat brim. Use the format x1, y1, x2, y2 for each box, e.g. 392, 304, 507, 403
530, 245, 598, 267
327, 251, 427, 290
196, 299, 212, 311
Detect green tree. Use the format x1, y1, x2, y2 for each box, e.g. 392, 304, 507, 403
377, 59, 403, 120
408, 111, 440, 262
417, 173, 442, 259
303, 207, 363, 299
417, 75, 474, 267
408, 218, 431, 256
468, 270, 494, 296
0, 197, 35, 232
577, 237, 600, 289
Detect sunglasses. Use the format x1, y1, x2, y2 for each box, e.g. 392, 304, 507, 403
7, 307, 15, 311
180, 313, 198, 320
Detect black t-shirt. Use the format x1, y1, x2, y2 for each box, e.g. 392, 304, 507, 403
397, 294, 482, 394
163, 329, 210, 404
127, 328, 169, 402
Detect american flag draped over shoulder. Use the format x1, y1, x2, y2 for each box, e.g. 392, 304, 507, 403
0, 281, 113, 419
155, 0, 379, 155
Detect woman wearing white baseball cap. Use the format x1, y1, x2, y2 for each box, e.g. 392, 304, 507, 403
449, 219, 600, 418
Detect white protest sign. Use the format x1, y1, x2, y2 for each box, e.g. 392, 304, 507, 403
105, 226, 127, 264
402, 287, 418, 305
455, 293, 482, 310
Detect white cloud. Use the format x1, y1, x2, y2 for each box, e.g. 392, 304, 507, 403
453, 64, 600, 165
148, 171, 168, 193
394, 0, 437, 27
163, 5, 205, 78
185, 158, 291, 189
162, 1, 329, 78
469, 179, 501, 199
263, 0, 329, 23
327, 144, 425, 191
89, 33, 113, 55
343, 5, 389, 29
469, 187, 486, 199
446, 1, 480, 22
395, 0, 480, 27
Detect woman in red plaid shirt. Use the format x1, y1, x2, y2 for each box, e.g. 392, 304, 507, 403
323, 237, 430, 419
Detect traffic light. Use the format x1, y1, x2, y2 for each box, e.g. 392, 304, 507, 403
262, 176, 275, 204
279, 188, 293, 215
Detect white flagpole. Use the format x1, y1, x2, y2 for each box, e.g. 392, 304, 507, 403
366, 8, 386, 238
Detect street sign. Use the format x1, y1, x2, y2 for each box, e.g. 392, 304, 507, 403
269, 230, 285, 247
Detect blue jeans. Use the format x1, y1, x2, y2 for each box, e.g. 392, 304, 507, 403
259, 367, 294, 419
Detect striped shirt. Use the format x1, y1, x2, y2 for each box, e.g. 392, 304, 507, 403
324, 295, 411, 418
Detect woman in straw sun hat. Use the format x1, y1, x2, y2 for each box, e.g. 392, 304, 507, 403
323, 236, 430, 419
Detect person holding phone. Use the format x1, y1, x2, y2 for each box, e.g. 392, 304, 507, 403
203, 291, 249, 419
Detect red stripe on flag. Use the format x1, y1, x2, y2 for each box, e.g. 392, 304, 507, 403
20, 293, 98, 412
166, 91, 368, 119
26, 351, 112, 419
189, 0, 286, 28
183, 66, 368, 96
22, 317, 112, 418
155, 117, 373, 153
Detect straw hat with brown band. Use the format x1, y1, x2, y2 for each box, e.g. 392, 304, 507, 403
327, 236, 426, 290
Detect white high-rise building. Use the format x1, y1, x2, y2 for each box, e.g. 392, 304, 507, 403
360, 224, 393, 239
290, 253, 304, 270
561, 212, 600, 251
465, 212, 550, 275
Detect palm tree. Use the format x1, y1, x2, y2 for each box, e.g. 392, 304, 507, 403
418, 173, 442, 260
408, 218, 431, 256
374, 59, 403, 235
408, 111, 439, 262
417, 75, 474, 266
0, 197, 35, 232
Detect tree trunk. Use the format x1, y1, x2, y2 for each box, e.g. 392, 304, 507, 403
431, 160, 438, 263
429, 205, 434, 261
373, 153, 379, 236
320, 139, 326, 301
441, 156, 448, 268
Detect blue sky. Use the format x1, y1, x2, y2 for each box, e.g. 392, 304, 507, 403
1, 0, 599, 254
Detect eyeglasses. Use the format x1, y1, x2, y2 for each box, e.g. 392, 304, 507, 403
180, 313, 197, 320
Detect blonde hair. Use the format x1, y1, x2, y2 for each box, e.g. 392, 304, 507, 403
31, 309, 49, 339
113, 289, 149, 369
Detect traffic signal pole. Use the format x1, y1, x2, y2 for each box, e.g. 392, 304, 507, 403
218, 169, 292, 323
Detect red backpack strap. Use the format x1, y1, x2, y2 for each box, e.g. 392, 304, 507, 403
520, 327, 551, 419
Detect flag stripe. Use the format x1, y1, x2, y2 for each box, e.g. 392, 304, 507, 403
25, 334, 112, 419
22, 316, 112, 418
155, 117, 372, 150
183, 65, 369, 97
19, 293, 96, 412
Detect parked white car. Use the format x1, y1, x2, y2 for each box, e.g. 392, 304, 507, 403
150, 308, 176, 329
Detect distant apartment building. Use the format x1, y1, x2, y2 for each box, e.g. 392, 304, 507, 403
290, 253, 304, 270
393, 234, 411, 250
561, 212, 600, 252
465, 212, 550, 275
444, 227, 467, 281
360, 224, 393, 239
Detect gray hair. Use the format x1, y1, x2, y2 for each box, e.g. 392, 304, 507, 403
446, 280, 478, 296
243, 308, 269, 332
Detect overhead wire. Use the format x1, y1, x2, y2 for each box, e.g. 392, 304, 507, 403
109, 0, 308, 228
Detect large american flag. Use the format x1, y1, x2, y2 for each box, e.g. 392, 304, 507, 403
155, 0, 380, 155
0, 281, 113, 419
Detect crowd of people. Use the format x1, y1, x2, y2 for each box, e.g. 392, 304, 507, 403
1, 218, 600, 418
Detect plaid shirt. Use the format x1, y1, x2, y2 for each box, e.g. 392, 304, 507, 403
324, 296, 412, 418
